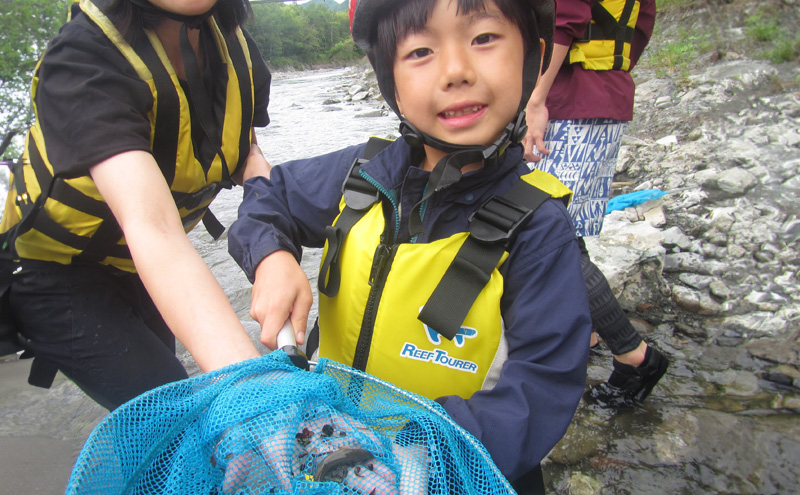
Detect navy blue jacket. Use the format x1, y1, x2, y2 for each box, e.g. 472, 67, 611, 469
229, 138, 591, 482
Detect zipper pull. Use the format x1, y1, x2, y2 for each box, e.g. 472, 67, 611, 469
369, 244, 390, 286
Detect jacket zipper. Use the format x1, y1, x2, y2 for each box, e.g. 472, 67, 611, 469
352, 170, 400, 372
352, 242, 396, 371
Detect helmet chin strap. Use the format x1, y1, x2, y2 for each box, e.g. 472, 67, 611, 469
402, 112, 528, 238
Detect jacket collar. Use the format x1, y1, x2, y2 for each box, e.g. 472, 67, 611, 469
361, 138, 526, 198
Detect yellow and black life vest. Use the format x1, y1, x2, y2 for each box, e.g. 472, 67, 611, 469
568, 0, 640, 71
0, 0, 256, 272
315, 139, 572, 400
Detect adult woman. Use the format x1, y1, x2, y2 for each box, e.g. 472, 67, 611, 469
0, 0, 270, 410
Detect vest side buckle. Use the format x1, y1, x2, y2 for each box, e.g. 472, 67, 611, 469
468, 195, 532, 244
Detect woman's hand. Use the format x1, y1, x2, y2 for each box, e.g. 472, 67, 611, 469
523, 102, 550, 162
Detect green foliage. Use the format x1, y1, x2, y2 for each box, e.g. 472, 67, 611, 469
0, 0, 70, 157
248, 2, 362, 69
745, 11, 780, 42
745, 7, 800, 64
655, 0, 693, 14
644, 25, 711, 79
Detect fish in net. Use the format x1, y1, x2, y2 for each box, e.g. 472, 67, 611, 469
66, 350, 515, 494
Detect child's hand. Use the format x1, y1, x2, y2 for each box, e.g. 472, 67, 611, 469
523, 102, 550, 163
251, 250, 312, 349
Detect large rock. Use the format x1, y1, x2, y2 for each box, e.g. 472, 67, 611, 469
584, 209, 667, 311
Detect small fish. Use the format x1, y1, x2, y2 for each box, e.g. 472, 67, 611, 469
314, 447, 375, 482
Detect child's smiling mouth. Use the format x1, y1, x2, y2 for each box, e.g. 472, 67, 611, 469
441, 105, 485, 118
439, 104, 487, 128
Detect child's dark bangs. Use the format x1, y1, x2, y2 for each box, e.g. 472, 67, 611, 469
377, 0, 535, 63
377, 0, 435, 64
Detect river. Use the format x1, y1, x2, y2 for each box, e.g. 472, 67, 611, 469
1, 66, 797, 494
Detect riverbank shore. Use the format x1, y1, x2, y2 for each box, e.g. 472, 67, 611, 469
0, 358, 103, 494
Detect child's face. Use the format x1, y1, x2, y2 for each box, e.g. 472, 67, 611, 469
393, 0, 524, 161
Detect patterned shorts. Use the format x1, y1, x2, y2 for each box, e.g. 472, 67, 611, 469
530, 118, 627, 237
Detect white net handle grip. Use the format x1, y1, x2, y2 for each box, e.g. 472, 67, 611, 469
276, 319, 296, 349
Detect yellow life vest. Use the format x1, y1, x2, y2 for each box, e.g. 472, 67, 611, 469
568, 0, 640, 71
0, 0, 256, 272
317, 151, 572, 400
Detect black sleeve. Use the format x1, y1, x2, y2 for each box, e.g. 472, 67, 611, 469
34, 16, 154, 179
242, 28, 271, 128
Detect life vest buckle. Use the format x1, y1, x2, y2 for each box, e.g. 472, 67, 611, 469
342, 158, 379, 211
577, 22, 600, 43
175, 183, 220, 210
468, 195, 532, 244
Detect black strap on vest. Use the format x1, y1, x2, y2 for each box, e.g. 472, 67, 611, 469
578, 0, 637, 70
318, 137, 391, 297
0, 153, 55, 260
179, 24, 232, 240
0, 159, 58, 385
418, 180, 552, 340
318, 138, 555, 342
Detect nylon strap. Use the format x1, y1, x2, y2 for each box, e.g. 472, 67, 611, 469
318, 137, 391, 297
0, 148, 55, 259
180, 24, 232, 240
418, 179, 552, 340
581, 0, 637, 70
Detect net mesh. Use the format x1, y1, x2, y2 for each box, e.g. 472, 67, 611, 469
66, 352, 515, 494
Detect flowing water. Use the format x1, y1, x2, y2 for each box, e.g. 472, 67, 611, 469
1, 67, 796, 494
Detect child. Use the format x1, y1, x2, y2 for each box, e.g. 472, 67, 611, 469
229, 0, 591, 491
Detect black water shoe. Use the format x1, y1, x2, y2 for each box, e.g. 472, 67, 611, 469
585, 346, 669, 407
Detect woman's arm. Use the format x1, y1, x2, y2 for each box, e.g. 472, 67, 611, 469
91, 150, 260, 372
523, 42, 571, 162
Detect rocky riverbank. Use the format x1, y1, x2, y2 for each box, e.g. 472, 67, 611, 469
550, 2, 800, 492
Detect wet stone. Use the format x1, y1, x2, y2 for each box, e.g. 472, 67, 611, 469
709, 280, 732, 299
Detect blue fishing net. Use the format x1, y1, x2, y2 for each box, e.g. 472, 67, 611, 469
66, 352, 515, 494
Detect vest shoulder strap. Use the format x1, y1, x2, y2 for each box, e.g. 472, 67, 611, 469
418, 174, 554, 340
580, 0, 637, 43
318, 137, 392, 297
570, 0, 639, 71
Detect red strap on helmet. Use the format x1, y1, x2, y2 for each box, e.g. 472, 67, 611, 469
349, 0, 357, 34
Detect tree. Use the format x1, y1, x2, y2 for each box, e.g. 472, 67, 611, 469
248, 1, 360, 68
0, 0, 70, 157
